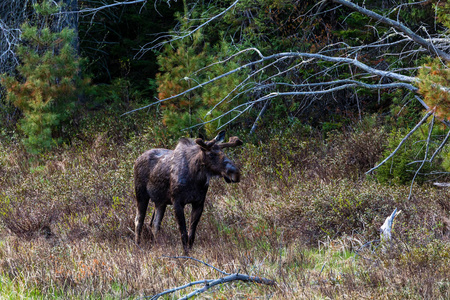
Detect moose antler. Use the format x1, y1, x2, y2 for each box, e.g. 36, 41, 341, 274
219, 136, 243, 149
195, 138, 216, 150
195, 130, 226, 150
196, 132, 242, 150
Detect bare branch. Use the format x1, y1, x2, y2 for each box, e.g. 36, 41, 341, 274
0, 19, 21, 74
148, 256, 275, 300
429, 127, 450, 163
250, 99, 271, 135
332, 0, 450, 62
181, 81, 417, 131
146, 279, 212, 300
122, 51, 420, 116
149, 273, 275, 299
64, 0, 147, 15
409, 114, 434, 199
177, 273, 275, 300
137, 0, 240, 54
406, 124, 450, 165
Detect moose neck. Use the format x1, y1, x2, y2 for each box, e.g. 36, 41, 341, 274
189, 149, 210, 182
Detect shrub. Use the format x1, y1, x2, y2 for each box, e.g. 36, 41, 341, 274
375, 125, 446, 184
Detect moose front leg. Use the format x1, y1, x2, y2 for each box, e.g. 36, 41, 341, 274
188, 202, 204, 249
173, 202, 189, 253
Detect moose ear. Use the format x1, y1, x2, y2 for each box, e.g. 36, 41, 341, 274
214, 130, 226, 143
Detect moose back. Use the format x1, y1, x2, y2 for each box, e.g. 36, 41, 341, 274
134, 131, 243, 252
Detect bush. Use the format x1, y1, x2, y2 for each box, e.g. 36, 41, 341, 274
375, 125, 446, 184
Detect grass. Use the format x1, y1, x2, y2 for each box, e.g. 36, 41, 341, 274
0, 117, 449, 299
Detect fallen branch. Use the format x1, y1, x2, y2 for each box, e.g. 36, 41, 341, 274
122, 50, 420, 116
148, 256, 275, 300
332, 0, 450, 62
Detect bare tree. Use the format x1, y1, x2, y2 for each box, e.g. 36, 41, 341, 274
0, 0, 34, 74
0, 0, 80, 75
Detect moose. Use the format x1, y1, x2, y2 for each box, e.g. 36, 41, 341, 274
134, 131, 243, 252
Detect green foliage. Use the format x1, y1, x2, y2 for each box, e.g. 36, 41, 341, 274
386, 90, 423, 129
1, 1, 90, 153
156, 25, 207, 136
375, 125, 446, 185
335, 12, 375, 46
435, 1, 450, 29
87, 78, 135, 111
156, 13, 249, 136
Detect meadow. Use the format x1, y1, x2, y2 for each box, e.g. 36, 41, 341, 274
0, 115, 449, 299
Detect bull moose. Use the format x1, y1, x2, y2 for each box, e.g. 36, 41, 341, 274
134, 131, 243, 252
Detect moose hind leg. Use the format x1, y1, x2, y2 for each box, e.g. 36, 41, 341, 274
151, 204, 166, 241
188, 202, 204, 249
135, 188, 150, 245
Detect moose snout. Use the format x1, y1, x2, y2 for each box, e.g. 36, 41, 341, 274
224, 163, 240, 183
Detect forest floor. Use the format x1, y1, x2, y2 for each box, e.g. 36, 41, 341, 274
0, 116, 449, 299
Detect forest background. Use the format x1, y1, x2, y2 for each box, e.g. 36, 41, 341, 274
0, 0, 449, 298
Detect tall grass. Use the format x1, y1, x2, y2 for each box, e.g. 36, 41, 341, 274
0, 116, 449, 299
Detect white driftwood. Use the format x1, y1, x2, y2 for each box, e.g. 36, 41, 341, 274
433, 182, 450, 187
380, 208, 402, 241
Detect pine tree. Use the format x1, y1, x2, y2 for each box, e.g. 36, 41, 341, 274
156, 28, 208, 136
1, 1, 89, 153
156, 8, 249, 136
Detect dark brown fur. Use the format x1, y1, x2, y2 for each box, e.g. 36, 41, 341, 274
134, 132, 242, 252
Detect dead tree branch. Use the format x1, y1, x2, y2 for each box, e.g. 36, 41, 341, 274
148, 256, 275, 300
137, 0, 240, 54
65, 0, 147, 15
332, 0, 450, 62
408, 114, 434, 199
123, 50, 421, 116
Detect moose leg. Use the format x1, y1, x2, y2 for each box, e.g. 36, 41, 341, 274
188, 202, 204, 249
173, 202, 189, 253
135, 188, 150, 245
151, 204, 166, 241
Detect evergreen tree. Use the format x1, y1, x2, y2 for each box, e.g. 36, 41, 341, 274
156, 7, 248, 137
1, 1, 89, 153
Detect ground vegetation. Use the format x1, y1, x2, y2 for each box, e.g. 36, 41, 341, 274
0, 0, 449, 298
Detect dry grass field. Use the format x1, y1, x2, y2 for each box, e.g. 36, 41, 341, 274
0, 118, 449, 299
